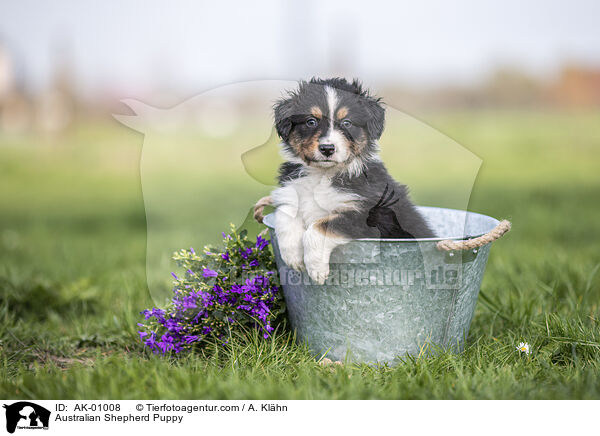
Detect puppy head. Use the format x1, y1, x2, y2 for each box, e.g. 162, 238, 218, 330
274, 78, 385, 173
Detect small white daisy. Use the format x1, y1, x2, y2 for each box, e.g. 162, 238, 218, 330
516, 342, 530, 355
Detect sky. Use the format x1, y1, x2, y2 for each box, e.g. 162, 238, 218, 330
1, 0, 600, 97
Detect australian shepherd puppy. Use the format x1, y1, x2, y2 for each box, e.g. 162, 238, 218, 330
271, 78, 434, 284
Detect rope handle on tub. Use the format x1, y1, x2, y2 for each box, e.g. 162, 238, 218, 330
436, 220, 511, 251
253, 195, 272, 224
253, 196, 511, 250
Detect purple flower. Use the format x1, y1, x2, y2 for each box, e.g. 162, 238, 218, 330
157, 334, 176, 353
182, 295, 197, 309
142, 308, 166, 322
202, 268, 218, 278
144, 332, 157, 349
192, 310, 205, 323
165, 318, 183, 332
199, 291, 215, 307
183, 335, 200, 344
138, 228, 282, 355
256, 235, 269, 250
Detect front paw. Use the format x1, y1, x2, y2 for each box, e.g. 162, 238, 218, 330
280, 246, 305, 271
305, 258, 330, 285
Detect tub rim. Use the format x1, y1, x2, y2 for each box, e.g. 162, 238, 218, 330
261, 206, 500, 243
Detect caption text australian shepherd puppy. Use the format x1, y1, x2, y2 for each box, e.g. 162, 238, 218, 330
271, 78, 434, 284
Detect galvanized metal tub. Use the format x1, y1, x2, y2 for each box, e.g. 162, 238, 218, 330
262, 206, 501, 364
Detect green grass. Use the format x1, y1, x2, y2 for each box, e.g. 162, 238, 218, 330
1, 109, 600, 399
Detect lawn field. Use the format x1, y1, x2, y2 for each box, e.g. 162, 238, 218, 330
1, 109, 600, 399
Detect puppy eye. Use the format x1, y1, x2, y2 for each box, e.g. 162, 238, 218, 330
341, 119, 352, 128
306, 118, 318, 128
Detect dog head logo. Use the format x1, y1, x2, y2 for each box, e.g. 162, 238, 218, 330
114, 80, 481, 303
3, 402, 50, 433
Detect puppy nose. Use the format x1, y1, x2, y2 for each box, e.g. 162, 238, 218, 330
319, 143, 335, 157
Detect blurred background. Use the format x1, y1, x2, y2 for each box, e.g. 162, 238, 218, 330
1, 0, 600, 132
1, 0, 599, 301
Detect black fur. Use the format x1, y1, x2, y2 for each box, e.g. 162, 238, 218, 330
329, 160, 435, 239
278, 161, 305, 184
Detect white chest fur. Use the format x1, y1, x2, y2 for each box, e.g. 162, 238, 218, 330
271, 172, 362, 228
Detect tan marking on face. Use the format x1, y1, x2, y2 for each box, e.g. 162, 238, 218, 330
311, 106, 323, 118
288, 131, 303, 156
350, 130, 368, 155
289, 131, 321, 162
305, 131, 321, 157
336, 107, 348, 120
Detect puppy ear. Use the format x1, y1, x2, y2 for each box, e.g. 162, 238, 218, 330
273, 99, 294, 141
364, 97, 385, 140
